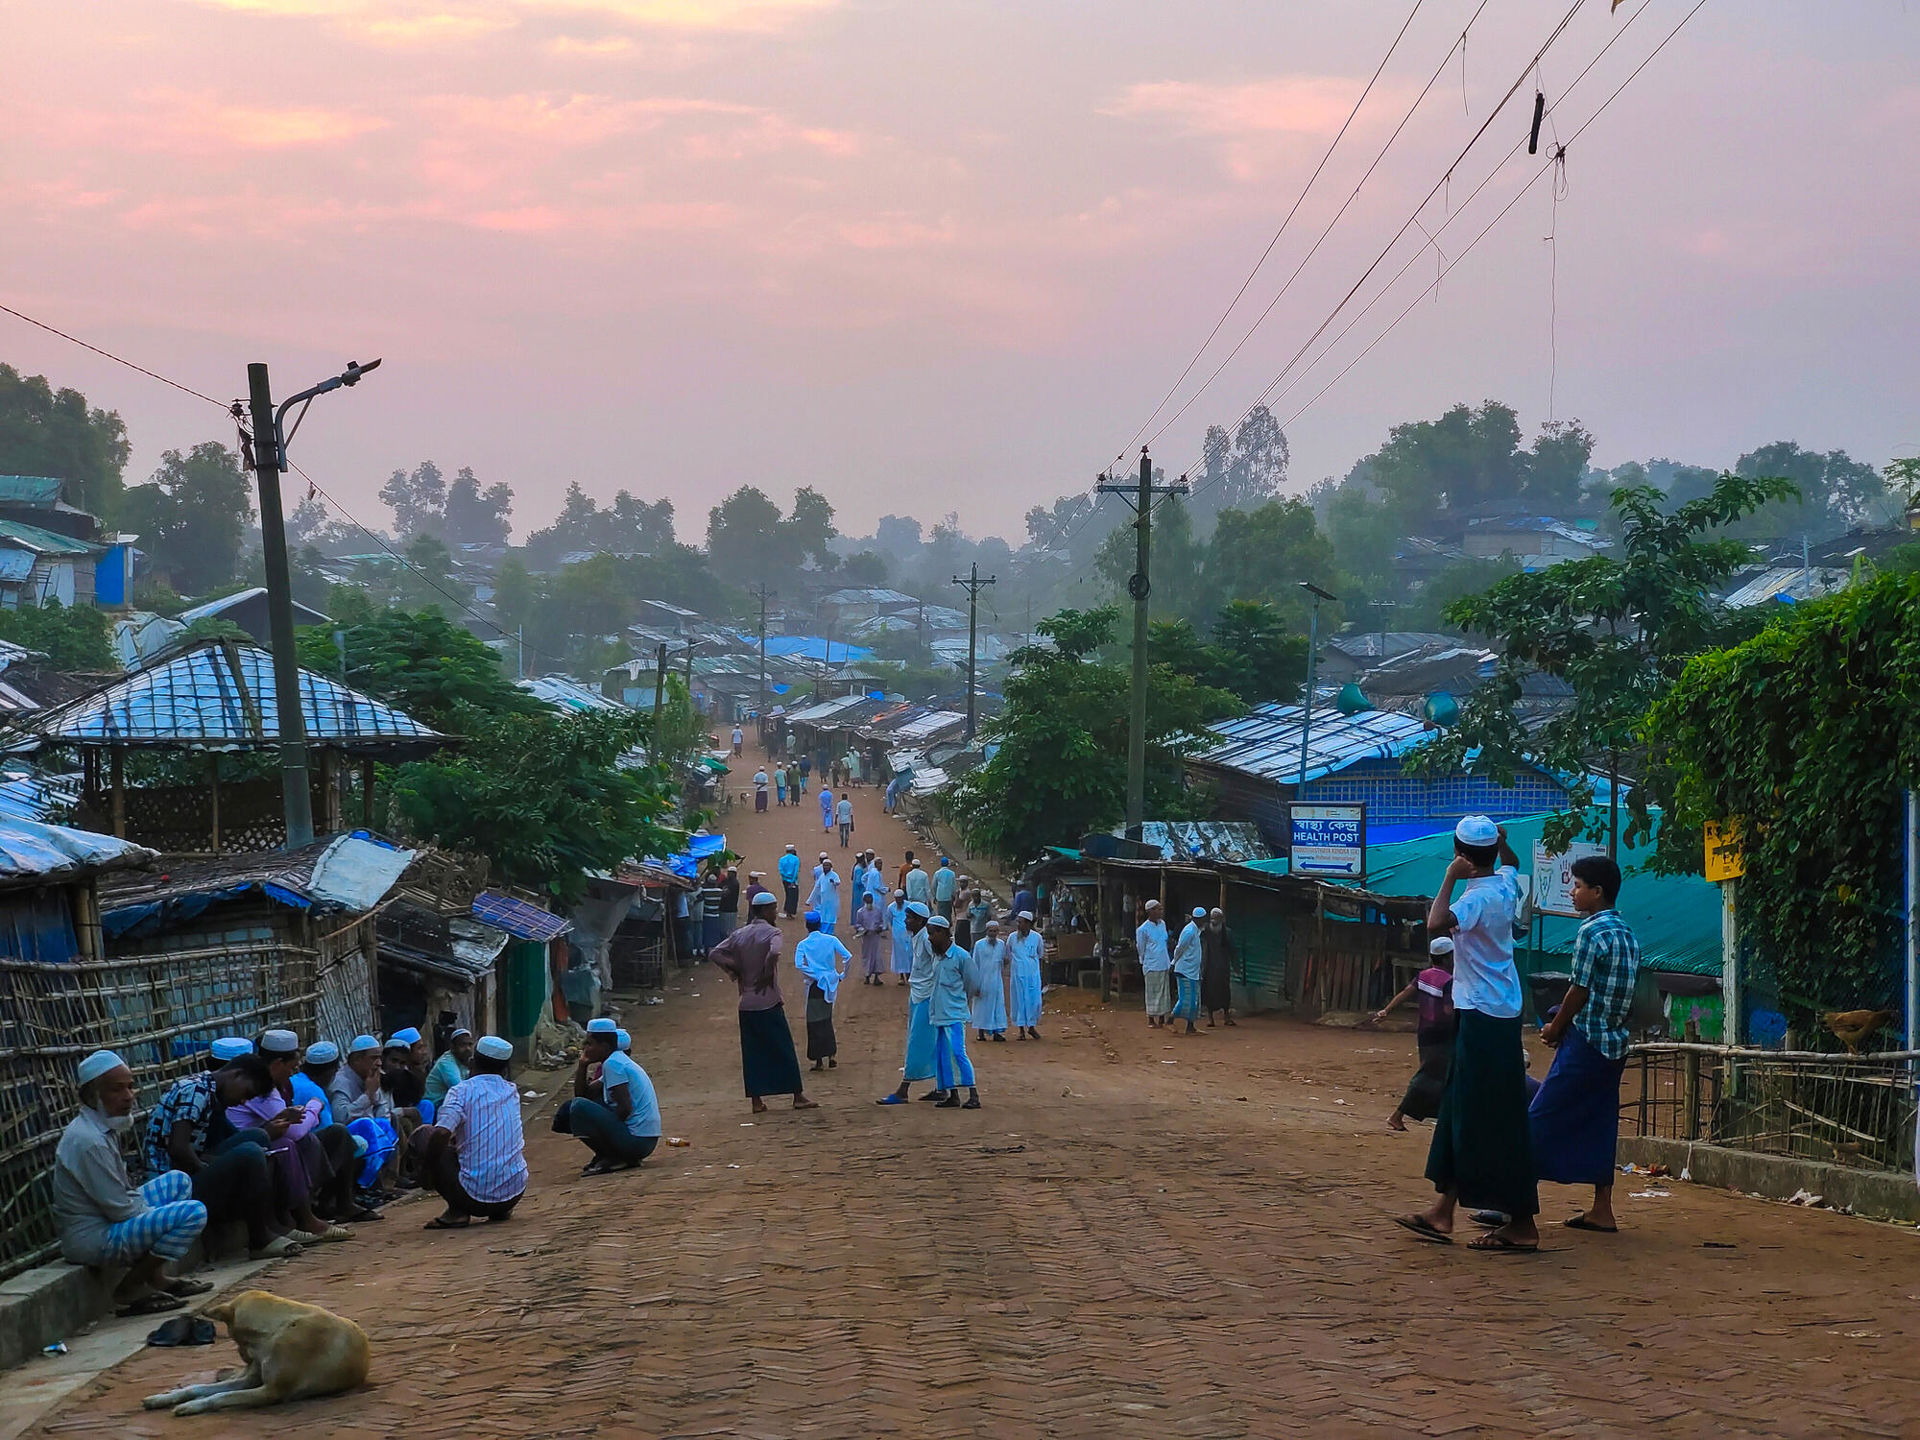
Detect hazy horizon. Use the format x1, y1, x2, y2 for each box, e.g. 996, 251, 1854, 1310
4, 1, 1915, 546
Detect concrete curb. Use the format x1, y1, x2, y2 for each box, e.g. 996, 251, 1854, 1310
1618, 1136, 1920, 1223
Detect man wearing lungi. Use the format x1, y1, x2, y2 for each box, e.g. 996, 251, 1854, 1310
708, 892, 818, 1114
1532, 855, 1640, 1236
1395, 816, 1539, 1253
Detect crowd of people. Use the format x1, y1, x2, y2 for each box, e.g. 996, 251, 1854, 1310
1388, 816, 1644, 1252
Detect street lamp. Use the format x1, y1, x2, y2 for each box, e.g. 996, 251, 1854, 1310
1296, 581, 1339, 788
243, 357, 383, 851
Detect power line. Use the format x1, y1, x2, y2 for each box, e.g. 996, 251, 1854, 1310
0, 301, 230, 409
1109, 0, 1432, 471
1142, 0, 1498, 451
1274, 0, 1713, 436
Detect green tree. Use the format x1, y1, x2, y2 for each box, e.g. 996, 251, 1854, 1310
441, 466, 513, 545
944, 606, 1240, 861
785, 487, 837, 568
1732, 441, 1887, 539
1648, 572, 1920, 1031
391, 708, 679, 906
1523, 420, 1595, 511
842, 550, 888, 585
1204, 498, 1339, 622
706, 486, 786, 578
119, 442, 254, 594
0, 600, 114, 670
1408, 471, 1796, 853
301, 598, 538, 730
379, 460, 446, 540
0, 364, 130, 520
1370, 400, 1525, 530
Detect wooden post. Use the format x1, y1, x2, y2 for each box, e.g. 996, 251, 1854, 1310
361, 757, 376, 827
1682, 1016, 1702, 1140
208, 753, 221, 854
319, 749, 342, 834
109, 746, 125, 839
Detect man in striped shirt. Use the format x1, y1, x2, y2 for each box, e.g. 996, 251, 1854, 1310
413, 1036, 527, 1230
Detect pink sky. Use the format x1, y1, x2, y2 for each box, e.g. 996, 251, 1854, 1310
3, 0, 1916, 543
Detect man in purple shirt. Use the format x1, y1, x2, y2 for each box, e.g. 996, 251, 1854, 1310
709, 892, 818, 1114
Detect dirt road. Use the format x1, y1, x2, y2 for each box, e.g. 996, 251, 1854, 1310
29, 768, 1920, 1438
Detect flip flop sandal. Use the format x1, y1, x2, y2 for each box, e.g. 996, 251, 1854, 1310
875, 1094, 909, 1105
1563, 1215, 1619, 1233
117, 1292, 185, 1318
146, 1315, 217, 1347
1391, 1215, 1453, 1245
934, 1096, 962, 1108
164, 1278, 215, 1297
961, 1096, 982, 1109
423, 1215, 472, 1230
1468, 1233, 1540, 1253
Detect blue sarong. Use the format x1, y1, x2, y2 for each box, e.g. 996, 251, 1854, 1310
902, 998, 936, 1082
1528, 1024, 1627, 1187
347, 1116, 398, 1189
934, 1024, 976, 1090
1172, 972, 1201, 1022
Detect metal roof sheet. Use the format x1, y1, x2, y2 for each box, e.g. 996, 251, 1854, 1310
473, 888, 573, 941
1721, 565, 1849, 609
518, 675, 628, 713
0, 519, 98, 557
1135, 820, 1272, 863
23, 641, 444, 753
177, 586, 330, 626
1192, 702, 1432, 786
0, 476, 66, 507
0, 817, 154, 889
891, 709, 968, 744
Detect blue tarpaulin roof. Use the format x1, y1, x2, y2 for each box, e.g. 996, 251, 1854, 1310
21, 641, 444, 754
750, 636, 873, 664
473, 889, 572, 941
651, 832, 727, 880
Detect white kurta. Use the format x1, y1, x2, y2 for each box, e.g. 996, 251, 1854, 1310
808, 871, 843, 933
1008, 929, 1044, 1028
968, 938, 1009, 1033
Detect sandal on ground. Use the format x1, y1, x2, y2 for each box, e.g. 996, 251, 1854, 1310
1468, 1232, 1539, 1253
961, 1096, 982, 1109
249, 1236, 304, 1260
424, 1214, 471, 1230
1563, 1214, 1618, 1233
1469, 1210, 1510, 1228
1391, 1215, 1452, 1245
934, 1096, 961, 1108
117, 1291, 185, 1318
918, 1090, 947, 1103
162, 1277, 215, 1298
876, 1094, 909, 1105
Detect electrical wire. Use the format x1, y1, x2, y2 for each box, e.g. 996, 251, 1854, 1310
1142, 0, 1499, 451
1107, 0, 1432, 473
0, 301, 230, 410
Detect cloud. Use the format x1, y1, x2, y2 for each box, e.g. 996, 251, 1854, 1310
1105, 76, 1372, 139
174, 0, 840, 41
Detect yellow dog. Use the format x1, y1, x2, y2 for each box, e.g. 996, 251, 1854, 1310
143, 1290, 370, 1416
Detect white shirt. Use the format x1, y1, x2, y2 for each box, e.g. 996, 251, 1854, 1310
904, 868, 931, 903
907, 928, 939, 1003
836, 799, 854, 823
599, 1051, 662, 1139
435, 1072, 528, 1203
794, 931, 852, 1003
1136, 919, 1171, 972
1447, 865, 1524, 1018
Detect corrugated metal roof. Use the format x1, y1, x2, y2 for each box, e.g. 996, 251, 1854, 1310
787, 694, 880, 726
177, 586, 330, 626
891, 709, 968, 744
1193, 702, 1432, 785
1721, 565, 1849, 609
22, 641, 444, 753
0, 519, 97, 557
1135, 820, 1272, 863
518, 675, 628, 713
0, 770, 79, 822
0, 476, 66, 507
473, 889, 573, 941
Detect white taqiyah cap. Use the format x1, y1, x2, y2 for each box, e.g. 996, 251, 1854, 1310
751, 890, 777, 907
1192, 907, 1207, 919
906, 901, 929, 917
1144, 898, 1161, 909
616, 1029, 632, 1051
1429, 936, 1456, 956
926, 915, 951, 930
1017, 911, 1034, 922
259, 1029, 300, 1055
1454, 815, 1499, 847
77, 1049, 126, 1085
449, 1027, 472, 1041
475, 1035, 513, 1061
210, 1037, 253, 1061
586, 1018, 618, 1035
349, 1034, 380, 1055
305, 1041, 340, 1064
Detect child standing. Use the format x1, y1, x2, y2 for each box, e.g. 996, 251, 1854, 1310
1371, 937, 1456, 1132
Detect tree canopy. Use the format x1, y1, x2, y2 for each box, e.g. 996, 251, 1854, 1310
0, 364, 130, 520
119, 442, 254, 595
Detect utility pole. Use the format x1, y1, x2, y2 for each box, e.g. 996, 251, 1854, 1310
1296, 582, 1338, 789
751, 582, 775, 720
243, 356, 380, 852
650, 641, 668, 734
244, 364, 315, 851
516, 626, 524, 681
1097, 448, 1187, 835
951, 561, 996, 741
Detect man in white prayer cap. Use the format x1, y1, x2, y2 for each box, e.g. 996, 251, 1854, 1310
877, 901, 941, 1105
208, 1037, 253, 1066
1136, 899, 1172, 1028
1395, 816, 1539, 1254
414, 1035, 527, 1228
1170, 907, 1206, 1035
1007, 911, 1044, 1040
425, 1029, 475, 1107
53, 1051, 215, 1316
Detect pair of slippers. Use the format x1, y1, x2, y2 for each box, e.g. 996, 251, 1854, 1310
146, 1315, 217, 1347
1392, 1214, 1539, 1252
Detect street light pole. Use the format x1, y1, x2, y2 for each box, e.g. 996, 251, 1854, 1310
951, 561, 996, 742
1296, 582, 1338, 791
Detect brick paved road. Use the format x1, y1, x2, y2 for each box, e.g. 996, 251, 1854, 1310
32, 776, 1920, 1438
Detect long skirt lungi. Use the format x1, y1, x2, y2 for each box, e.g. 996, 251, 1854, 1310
739, 1004, 805, 1098
1142, 969, 1173, 1017
1528, 1025, 1627, 1186
806, 981, 837, 1060
902, 997, 936, 1082
1172, 972, 1200, 1022
1425, 1009, 1539, 1218
1399, 1030, 1452, 1122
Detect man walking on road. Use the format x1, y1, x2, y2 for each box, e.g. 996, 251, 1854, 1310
836, 794, 855, 848
927, 917, 982, 1109
732, 724, 744, 756
904, 857, 930, 906
1531, 855, 1641, 1236
1394, 817, 1538, 1254
819, 785, 835, 834
1171, 907, 1205, 1035
808, 858, 843, 935
708, 893, 817, 1114
1137, 900, 1172, 1028
878, 902, 939, 1104
778, 845, 801, 918
933, 857, 958, 920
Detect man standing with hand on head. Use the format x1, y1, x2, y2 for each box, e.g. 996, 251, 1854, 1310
1394, 817, 1538, 1254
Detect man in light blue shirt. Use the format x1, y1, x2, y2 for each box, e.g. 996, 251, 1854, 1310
564, 1020, 661, 1176
1136, 900, 1172, 1028
932, 858, 958, 919
926, 917, 981, 1109
904, 860, 931, 906
1171, 907, 1205, 1034
778, 844, 802, 918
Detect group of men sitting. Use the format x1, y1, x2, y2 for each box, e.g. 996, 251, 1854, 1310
52, 1022, 533, 1317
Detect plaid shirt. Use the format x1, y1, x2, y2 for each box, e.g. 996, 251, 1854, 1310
142, 1070, 219, 1177
1571, 908, 1641, 1059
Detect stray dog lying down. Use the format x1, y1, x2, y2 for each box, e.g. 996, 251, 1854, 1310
143, 1290, 370, 1416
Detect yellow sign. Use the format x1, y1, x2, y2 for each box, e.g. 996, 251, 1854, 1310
1704, 820, 1745, 883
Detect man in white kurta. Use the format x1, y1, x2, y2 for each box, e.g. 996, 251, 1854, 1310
1008, 911, 1045, 1039
1137, 899, 1172, 1028
807, 860, 843, 935
968, 919, 1010, 1042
